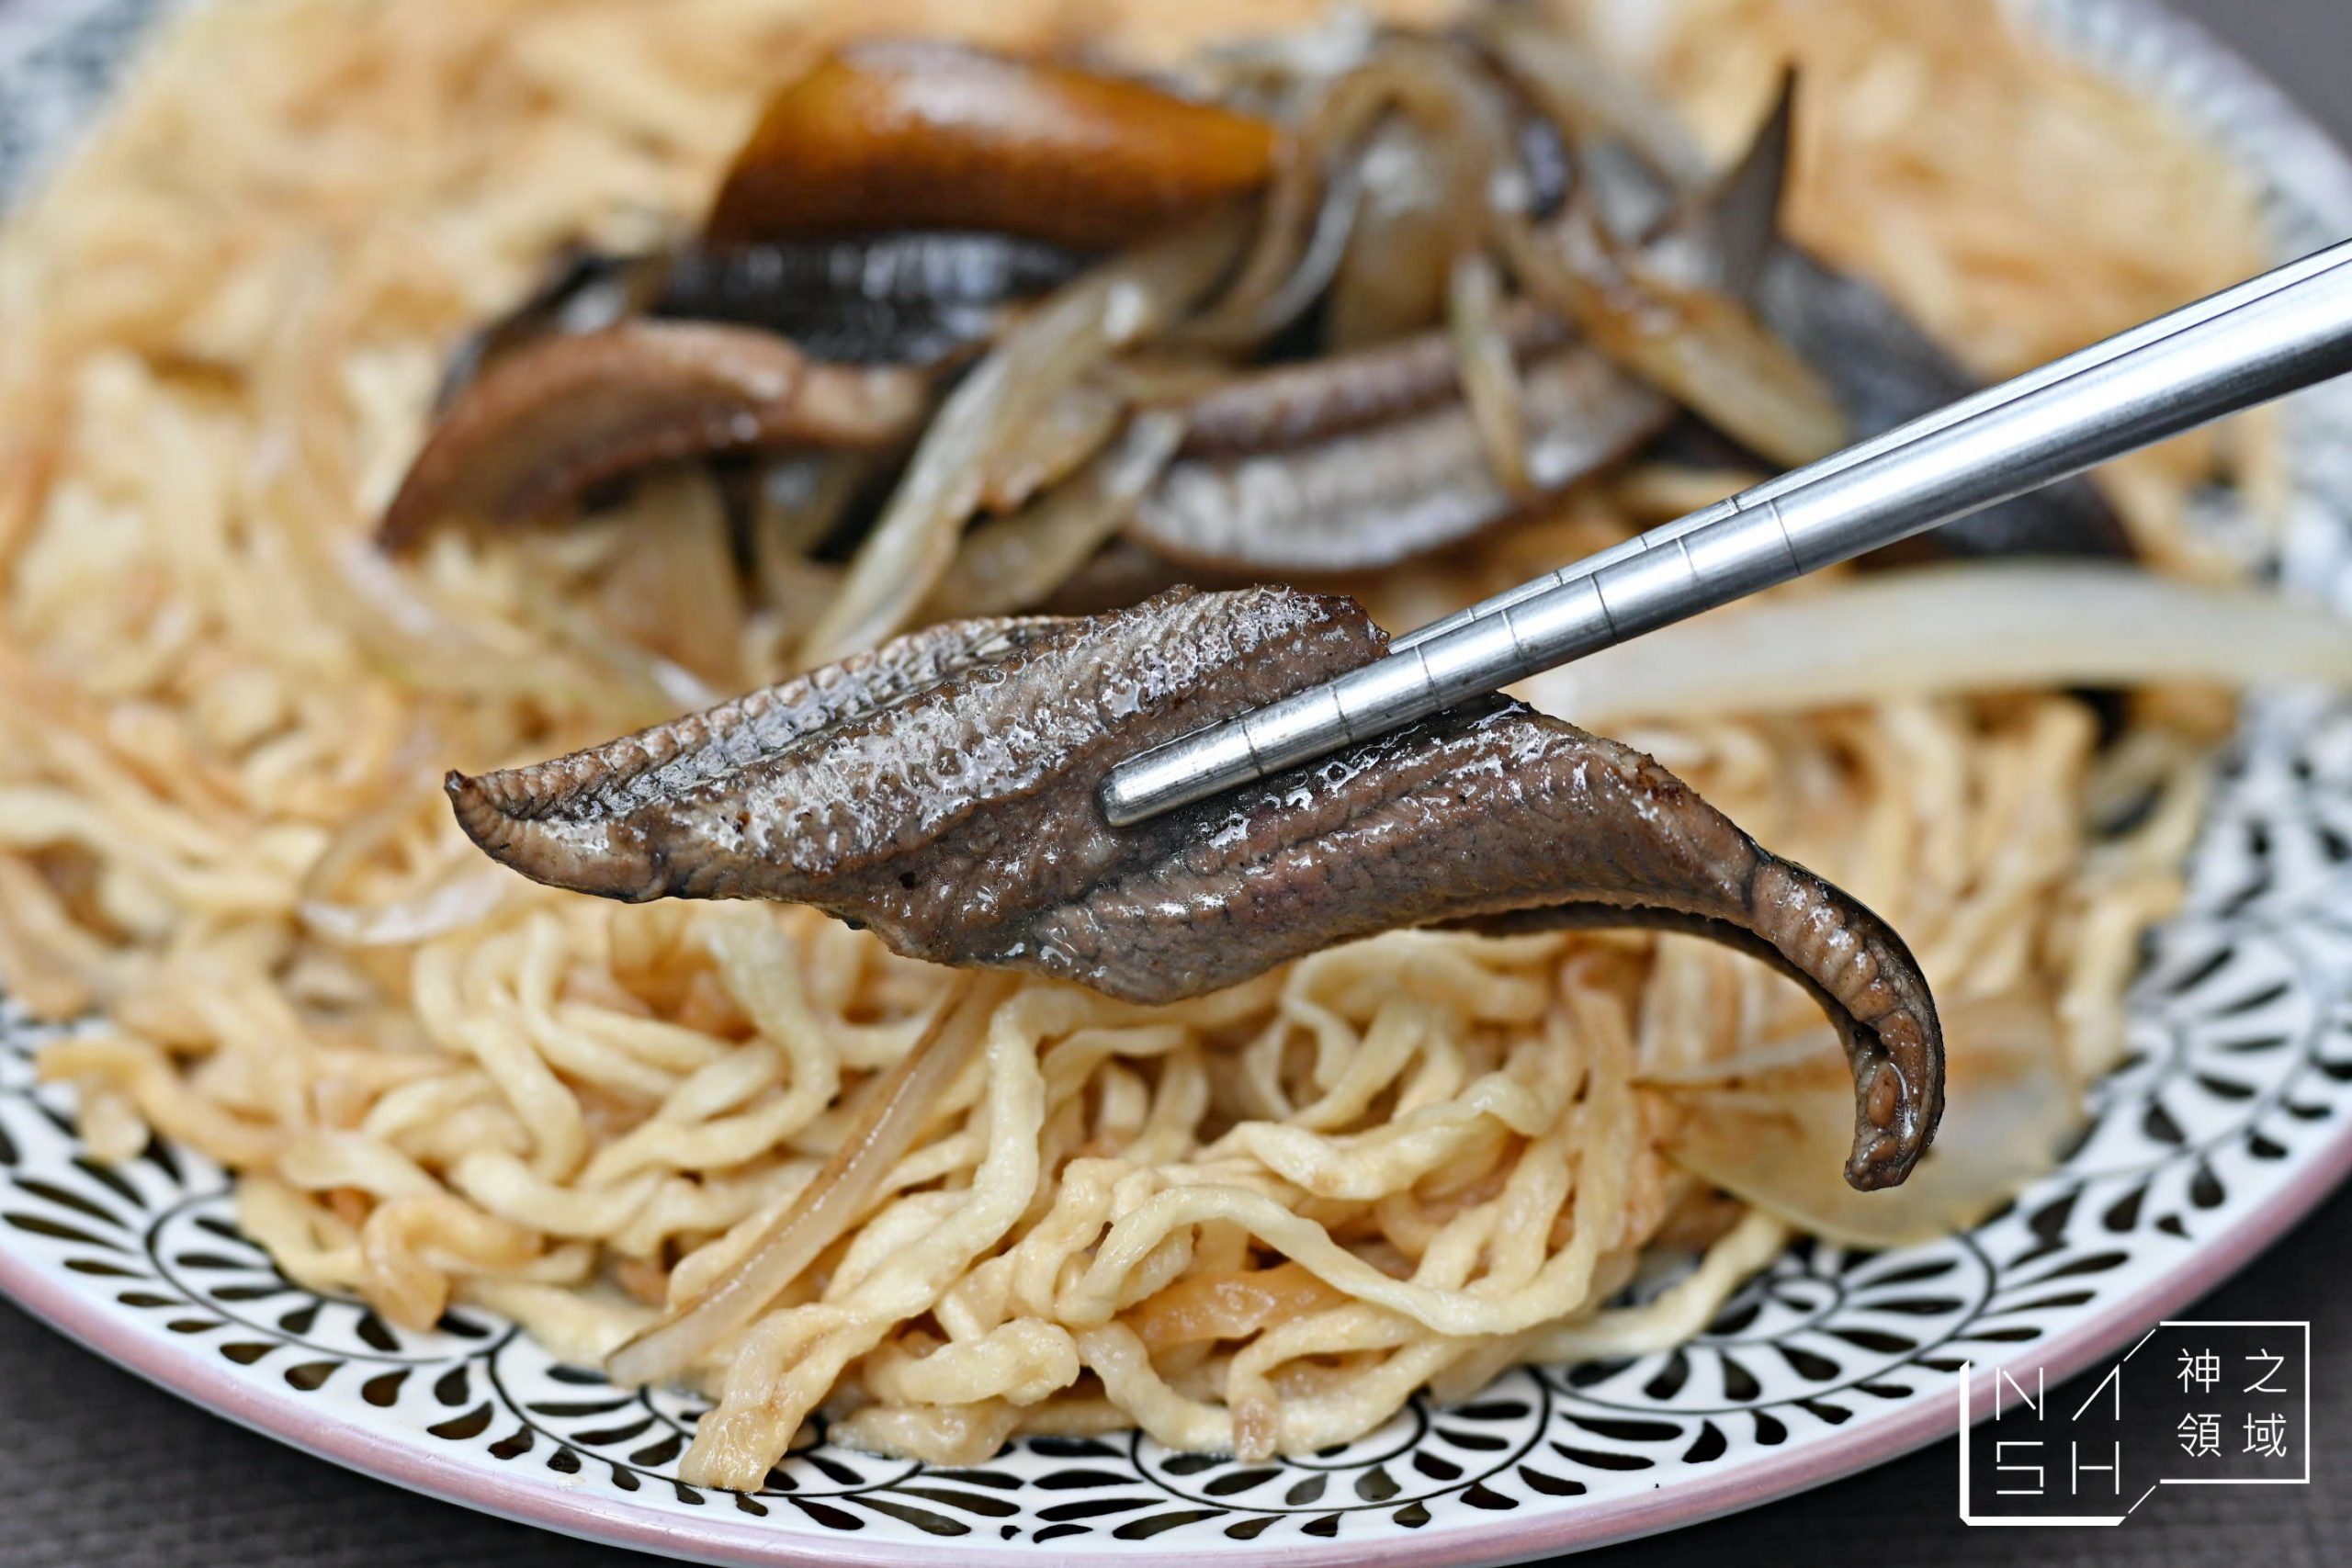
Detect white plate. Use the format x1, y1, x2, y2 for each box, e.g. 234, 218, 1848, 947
6, 1, 2352, 1562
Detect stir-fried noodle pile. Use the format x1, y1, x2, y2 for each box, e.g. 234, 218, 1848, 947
0, 0, 2270, 1485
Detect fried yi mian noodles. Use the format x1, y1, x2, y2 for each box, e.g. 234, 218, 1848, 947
0, 0, 2312, 1490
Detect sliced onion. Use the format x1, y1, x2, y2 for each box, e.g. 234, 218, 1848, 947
605, 976, 999, 1388
1470, 6, 1711, 188
1175, 101, 1371, 353
978, 379, 1126, 514
925, 412, 1184, 622
1446, 251, 1531, 496
1174, 150, 1363, 355
508, 565, 722, 720
745, 457, 860, 647
798, 209, 1248, 666
1183, 34, 1509, 355
1521, 561, 2352, 726
587, 469, 747, 692
1326, 118, 1458, 348
748, 454, 869, 592
1495, 204, 1846, 467
1327, 38, 1511, 352
1127, 1260, 1348, 1352
1655, 990, 2077, 1248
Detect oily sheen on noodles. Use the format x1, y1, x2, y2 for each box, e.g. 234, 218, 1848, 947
0, 0, 2261, 1490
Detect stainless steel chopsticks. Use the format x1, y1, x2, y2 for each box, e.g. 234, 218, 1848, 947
1098, 235, 2352, 827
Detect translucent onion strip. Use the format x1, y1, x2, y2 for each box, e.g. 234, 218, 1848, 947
605, 975, 997, 1388
978, 379, 1127, 514
1175, 96, 1374, 352
799, 210, 1248, 666
924, 412, 1185, 622
1183, 35, 1508, 354
1495, 205, 1847, 468
1470, 6, 1712, 188
1521, 561, 2352, 725
748, 454, 867, 608
1656, 992, 2079, 1248
1326, 118, 1457, 349
1446, 250, 1531, 496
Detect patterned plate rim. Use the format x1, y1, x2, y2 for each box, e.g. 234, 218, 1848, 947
4, 0, 2352, 1564
7, 1101, 2349, 1568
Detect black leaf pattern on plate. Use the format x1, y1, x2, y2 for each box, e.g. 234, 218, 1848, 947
430, 1404, 495, 1441
856, 1498, 963, 1536
1551, 1443, 1654, 1473
283, 1359, 337, 1392
2104, 1182, 2147, 1231
1116, 1509, 1223, 1540
790, 1498, 861, 1531
888, 1486, 1019, 1518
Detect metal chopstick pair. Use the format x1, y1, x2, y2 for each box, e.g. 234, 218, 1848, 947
1098, 234, 2352, 828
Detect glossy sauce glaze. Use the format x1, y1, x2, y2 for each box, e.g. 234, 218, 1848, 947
449, 585, 1944, 1189
705, 39, 1277, 251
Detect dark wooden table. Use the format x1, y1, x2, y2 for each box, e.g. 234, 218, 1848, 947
1, 0, 2346, 1562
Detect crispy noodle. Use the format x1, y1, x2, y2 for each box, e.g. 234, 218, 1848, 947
0, 0, 2267, 1489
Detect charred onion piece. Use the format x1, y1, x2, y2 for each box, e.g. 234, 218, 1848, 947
449, 586, 1943, 1190
707, 40, 1277, 251
379, 321, 927, 547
